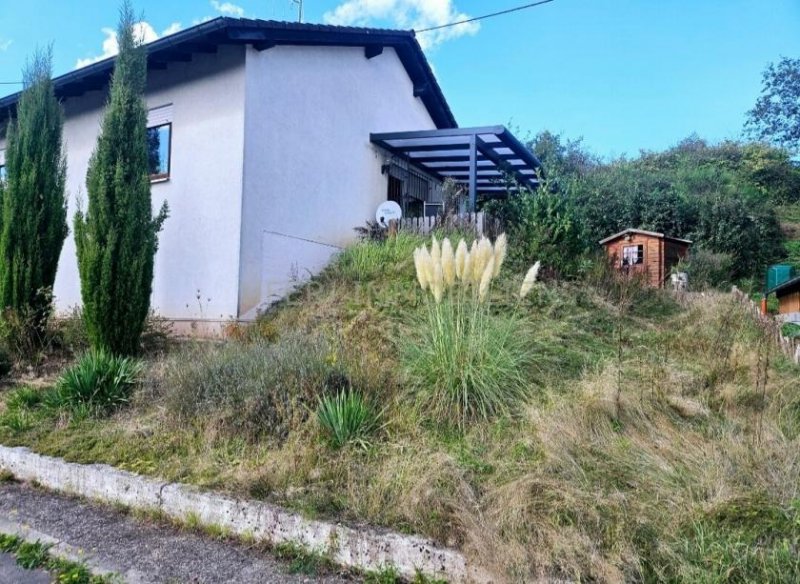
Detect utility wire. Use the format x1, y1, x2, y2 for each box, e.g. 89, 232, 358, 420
415, 0, 556, 33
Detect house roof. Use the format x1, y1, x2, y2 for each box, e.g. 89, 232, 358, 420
371, 126, 543, 199
768, 274, 800, 297
598, 228, 693, 246
0, 17, 457, 129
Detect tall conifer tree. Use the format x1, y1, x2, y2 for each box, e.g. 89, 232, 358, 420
0, 48, 68, 336
74, 2, 168, 355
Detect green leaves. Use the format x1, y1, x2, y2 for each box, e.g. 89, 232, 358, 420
74, 2, 168, 355
0, 46, 67, 339
316, 389, 382, 449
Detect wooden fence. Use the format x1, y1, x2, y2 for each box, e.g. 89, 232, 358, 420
395, 212, 502, 238
732, 287, 800, 365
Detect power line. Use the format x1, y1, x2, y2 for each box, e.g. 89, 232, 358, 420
0, 82, 22, 85
415, 0, 556, 33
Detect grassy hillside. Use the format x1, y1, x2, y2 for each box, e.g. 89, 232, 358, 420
779, 203, 800, 269
0, 233, 798, 583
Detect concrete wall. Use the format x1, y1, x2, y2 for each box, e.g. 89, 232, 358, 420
238, 45, 438, 317
0, 46, 247, 327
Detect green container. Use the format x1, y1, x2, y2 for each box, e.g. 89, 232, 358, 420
766, 264, 795, 292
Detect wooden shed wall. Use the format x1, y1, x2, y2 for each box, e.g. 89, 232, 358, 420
778, 290, 800, 314
603, 233, 663, 287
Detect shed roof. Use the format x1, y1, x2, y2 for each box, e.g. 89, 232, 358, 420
0, 17, 456, 129
599, 228, 693, 246
768, 274, 800, 297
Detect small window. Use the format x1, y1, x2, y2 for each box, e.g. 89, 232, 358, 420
622, 244, 644, 266
0, 164, 6, 183
147, 123, 171, 181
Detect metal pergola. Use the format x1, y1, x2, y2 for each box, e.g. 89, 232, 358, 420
370, 126, 543, 209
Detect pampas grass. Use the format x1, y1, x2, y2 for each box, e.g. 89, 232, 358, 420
404, 234, 540, 428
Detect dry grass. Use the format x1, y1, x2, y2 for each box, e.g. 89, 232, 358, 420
0, 239, 798, 582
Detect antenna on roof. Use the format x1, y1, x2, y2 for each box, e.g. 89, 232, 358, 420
291, 0, 303, 23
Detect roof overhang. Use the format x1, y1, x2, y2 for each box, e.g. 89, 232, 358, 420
599, 228, 693, 246
0, 17, 456, 129
769, 274, 800, 297
371, 126, 543, 201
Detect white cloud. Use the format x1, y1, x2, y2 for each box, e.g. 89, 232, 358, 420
75, 22, 181, 69
323, 0, 479, 50
211, 1, 245, 17
0, 38, 12, 52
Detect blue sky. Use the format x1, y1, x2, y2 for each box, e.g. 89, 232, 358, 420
1, 0, 798, 158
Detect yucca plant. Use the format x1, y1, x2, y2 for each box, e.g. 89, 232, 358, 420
316, 389, 382, 449
49, 349, 141, 415
404, 234, 542, 428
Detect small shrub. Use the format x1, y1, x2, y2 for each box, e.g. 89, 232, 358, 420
334, 234, 421, 281
49, 349, 141, 415
316, 389, 382, 449
6, 386, 44, 411
162, 334, 346, 441
681, 249, 735, 290
0, 299, 56, 365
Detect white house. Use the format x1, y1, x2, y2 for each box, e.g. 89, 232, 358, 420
0, 18, 541, 334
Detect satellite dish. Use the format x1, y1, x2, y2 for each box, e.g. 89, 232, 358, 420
376, 201, 402, 226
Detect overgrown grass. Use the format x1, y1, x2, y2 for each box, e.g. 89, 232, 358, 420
0, 237, 798, 583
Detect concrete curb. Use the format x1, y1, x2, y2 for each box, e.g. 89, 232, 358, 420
0, 445, 491, 583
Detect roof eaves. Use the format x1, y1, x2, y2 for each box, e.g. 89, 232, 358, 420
768, 274, 800, 296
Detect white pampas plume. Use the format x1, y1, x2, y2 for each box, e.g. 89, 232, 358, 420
519, 261, 541, 299
493, 233, 508, 277
413, 247, 428, 290
462, 247, 473, 287
473, 237, 493, 284
441, 238, 455, 288
420, 246, 435, 292
479, 256, 495, 303
455, 239, 468, 281
432, 260, 444, 303
430, 235, 441, 266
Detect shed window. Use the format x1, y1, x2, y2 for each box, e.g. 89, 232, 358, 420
147, 123, 171, 181
622, 244, 644, 266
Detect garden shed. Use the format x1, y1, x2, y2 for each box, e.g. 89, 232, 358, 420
600, 228, 691, 288
767, 275, 800, 323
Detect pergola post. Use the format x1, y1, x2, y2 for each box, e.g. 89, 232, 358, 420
468, 134, 477, 211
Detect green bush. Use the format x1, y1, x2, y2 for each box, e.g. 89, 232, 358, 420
163, 334, 346, 441
316, 389, 382, 449
49, 349, 141, 416
681, 249, 735, 290
334, 233, 421, 281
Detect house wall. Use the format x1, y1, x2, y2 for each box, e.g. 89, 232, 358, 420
0, 46, 247, 331
239, 45, 438, 317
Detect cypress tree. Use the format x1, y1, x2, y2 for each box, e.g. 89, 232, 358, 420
74, 2, 168, 355
0, 48, 68, 336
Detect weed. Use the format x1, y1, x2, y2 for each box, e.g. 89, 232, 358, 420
0, 532, 113, 583
274, 541, 331, 575
317, 389, 382, 449
48, 349, 141, 416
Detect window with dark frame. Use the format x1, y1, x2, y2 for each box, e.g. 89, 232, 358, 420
622, 244, 644, 266
147, 123, 171, 181
0, 164, 6, 182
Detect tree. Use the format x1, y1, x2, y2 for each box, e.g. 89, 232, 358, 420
745, 57, 800, 156
74, 2, 168, 355
0, 48, 68, 335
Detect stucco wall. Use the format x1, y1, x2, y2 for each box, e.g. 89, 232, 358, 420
1, 46, 247, 325
239, 45, 438, 316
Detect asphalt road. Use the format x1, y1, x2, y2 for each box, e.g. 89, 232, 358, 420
0, 551, 50, 583
0, 481, 358, 584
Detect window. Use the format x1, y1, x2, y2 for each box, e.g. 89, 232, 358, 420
147, 123, 171, 181
0, 164, 6, 183
622, 244, 644, 266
